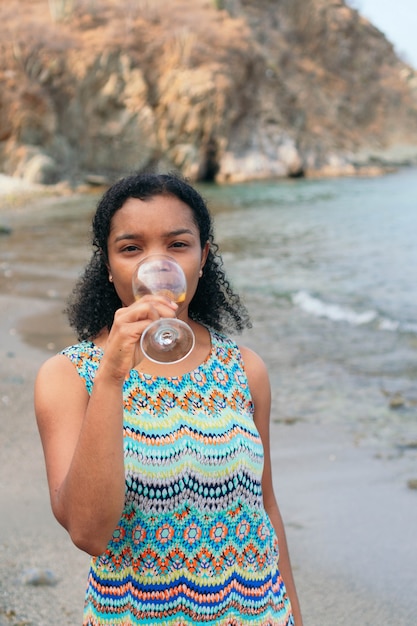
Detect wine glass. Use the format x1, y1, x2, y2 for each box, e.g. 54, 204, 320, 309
132, 254, 195, 364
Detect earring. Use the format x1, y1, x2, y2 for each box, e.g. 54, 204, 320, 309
199, 269, 203, 278
109, 275, 113, 283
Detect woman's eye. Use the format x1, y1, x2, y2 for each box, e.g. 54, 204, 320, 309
123, 245, 140, 252
170, 241, 187, 248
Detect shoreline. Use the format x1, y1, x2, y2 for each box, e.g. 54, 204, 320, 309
0, 163, 404, 207
1, 292, 417, 624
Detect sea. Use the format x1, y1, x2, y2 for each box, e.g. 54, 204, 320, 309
1, 167, 417, 453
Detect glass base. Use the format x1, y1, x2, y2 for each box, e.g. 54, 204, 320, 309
140, 318, 195, 364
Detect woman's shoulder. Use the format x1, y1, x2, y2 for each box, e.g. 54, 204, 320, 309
60, 340, 103, 360
36, 340, 101, 399
36, 341, 92, 378
211, 331, 269, 384
235, 343, 271, 419
35, 348, 86, 403
234, 342, 270, 403
34, 348, 91, 436
238, 343, 269, 378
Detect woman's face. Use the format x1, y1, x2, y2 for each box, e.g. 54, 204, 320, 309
106, 194, 208, 316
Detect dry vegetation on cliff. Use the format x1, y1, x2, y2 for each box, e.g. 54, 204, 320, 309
1, 0, 417, 184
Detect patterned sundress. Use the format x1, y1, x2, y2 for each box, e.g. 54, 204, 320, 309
62, 330, 294, 625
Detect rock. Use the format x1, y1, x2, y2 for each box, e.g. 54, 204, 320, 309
407, 479, 417, 490
21, 154, 59, 185
10, 146, 60, 185
84, 174, 111, 187
20, 567, 59, 586
2, 0, 417, 182
278, 140, 304, 177
389, 393, 406, 409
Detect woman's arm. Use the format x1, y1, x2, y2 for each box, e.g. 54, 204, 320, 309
35, 296, 177, 556
240, 345, 303, 626
35, 353, 126, 555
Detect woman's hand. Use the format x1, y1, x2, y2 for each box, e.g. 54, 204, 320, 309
100, 295, 178, 382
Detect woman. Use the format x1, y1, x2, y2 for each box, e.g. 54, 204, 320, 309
35, 172, 303, 625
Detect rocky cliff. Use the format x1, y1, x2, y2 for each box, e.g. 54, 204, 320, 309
1, 0, 417, 185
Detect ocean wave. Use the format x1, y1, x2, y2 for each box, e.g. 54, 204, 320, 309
292, 290, 409, 332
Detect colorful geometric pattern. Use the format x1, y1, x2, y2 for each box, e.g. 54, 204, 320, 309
62, 331, 294, 625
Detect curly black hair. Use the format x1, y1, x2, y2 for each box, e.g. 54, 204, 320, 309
66, 172, 251, 340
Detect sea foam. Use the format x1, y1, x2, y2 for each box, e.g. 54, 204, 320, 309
291, 290, 405, 332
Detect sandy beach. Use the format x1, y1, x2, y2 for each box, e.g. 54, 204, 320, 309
1, 177, 417, 625
1, 298, 417, 626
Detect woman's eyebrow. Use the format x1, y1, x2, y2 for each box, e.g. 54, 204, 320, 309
165, 228, 195, 237
113, 232, 139, 243
113, 228, 195, 243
